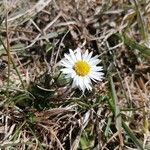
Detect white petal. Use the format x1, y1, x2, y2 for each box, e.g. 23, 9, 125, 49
75, 48, 82, 60
83, 50, 89, 60
69, 49, 77, 62
85, 84, 92, 91
70, 70, 76, 78
72, 79, 77, 88
83, 76, 92, 91
89, 72, 103, 82
86, 51, 93, 61
92, 71, 104, 76
64, 54, 75, 65
89, 59, 101, 66
89, 55, 99, 61
75, 47, 81, 52
61, 68, 74, 74
73, 75, 79, 86
60, 59, 73, 68
63, 69, 76, 79
78, 76, 86, 92
91, 66, 103, 71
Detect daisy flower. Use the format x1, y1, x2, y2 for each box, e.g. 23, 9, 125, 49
60, 47, 104, 92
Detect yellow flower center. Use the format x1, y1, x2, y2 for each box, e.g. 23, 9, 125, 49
74, 60, 90, 76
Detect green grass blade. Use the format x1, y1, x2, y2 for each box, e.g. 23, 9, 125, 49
27, 124, 44, 150
122, 121, 144, 150
0, 38, 25, 89
109, 76, 144, 149
104, 117, 112, 137
110, 76, 122, 131
117, 33, 150, 56
133, 0, 148, 41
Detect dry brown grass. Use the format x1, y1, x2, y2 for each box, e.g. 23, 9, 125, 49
0, 0, 150, 149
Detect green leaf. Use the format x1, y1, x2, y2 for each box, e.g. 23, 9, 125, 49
117, 33, 150, 56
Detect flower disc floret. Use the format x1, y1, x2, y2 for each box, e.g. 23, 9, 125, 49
74, 60, 90, 76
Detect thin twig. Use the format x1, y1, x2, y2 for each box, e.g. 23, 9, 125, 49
5, 10, 10, 96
